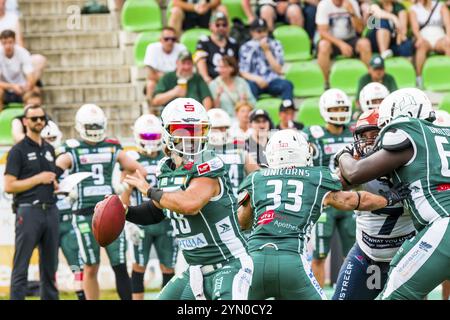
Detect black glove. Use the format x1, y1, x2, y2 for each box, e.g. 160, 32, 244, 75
379, 183, 411, 206
334, 143, 355, 169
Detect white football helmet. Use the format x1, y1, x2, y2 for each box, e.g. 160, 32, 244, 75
75, 104, 107, 143
319, 88, 352, 125
434, 110, 450, 127
133, 114, 163, 154
161, 98, 210, 156
41, 120, 62, 149
359, 82, 390, 112
265, 129, 312, 169
378, 88, 434, 128
207, 108, 231, 146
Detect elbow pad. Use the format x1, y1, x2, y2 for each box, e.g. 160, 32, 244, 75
126, 201, 165, 225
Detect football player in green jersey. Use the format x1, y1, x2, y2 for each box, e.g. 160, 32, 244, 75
55, 104, 147, 300
42, 121, 86, 300
120, 114, 178, 300
303, 88, 356, 287
237, 129, 410, 300
206, 108, 259, 197
124, 98, 253, 300
336, 88, 450, 300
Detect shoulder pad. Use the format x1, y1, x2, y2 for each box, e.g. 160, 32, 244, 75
126, 150, 140, 161
196, 157, 224, 175
65, 139, 80, 148
310, 125, 325, 139
105, 138, 121, 145
381, 128, 412, 151
238, 189, 250, 206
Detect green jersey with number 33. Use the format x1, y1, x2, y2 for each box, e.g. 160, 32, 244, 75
379, 117, 450, 230
238, 166, 342, 254
62, 138, 122, 210
157, 150, 248, 265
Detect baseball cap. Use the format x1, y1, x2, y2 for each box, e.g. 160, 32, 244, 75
370, 55, 384, 69
210, 11, 227, 23
279, 99, 297, 112
249, 108, 271, 122
249, 18, 267, 31
177, 50, 193, 62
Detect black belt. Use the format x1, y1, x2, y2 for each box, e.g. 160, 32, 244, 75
17, 203, 55, 210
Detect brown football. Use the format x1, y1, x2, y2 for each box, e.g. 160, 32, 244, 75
92, 195, 126, 247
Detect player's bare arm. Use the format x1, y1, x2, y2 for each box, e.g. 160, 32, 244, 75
237, 192, 253, 230
55, 152, 73, 171
124, 170, 220, 215
116, 150, 147, 177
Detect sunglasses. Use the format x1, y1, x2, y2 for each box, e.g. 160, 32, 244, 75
215, 22, 228, 28
163, 37, 177, 42
27, 116, 46, 122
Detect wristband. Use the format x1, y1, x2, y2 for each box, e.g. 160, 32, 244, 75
354, 191, 361, 210
147, 188, 164, 203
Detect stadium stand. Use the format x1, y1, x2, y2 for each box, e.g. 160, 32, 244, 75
285, 61, 324, 98
273, 25, 311, 62
384, 57, 416, 89
329, 59, 368, 95
422, 55, 450, 92
121, 0, 162, 32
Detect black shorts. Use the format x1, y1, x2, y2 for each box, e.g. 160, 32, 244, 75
182, 10, 212, 30
2, 90, 23, 104
331, 36, 360, 58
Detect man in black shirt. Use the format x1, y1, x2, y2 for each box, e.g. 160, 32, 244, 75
245, 109, 273, 166
4, 104, 59, 300
276, 99, 304, 130
195, 11, 240, 83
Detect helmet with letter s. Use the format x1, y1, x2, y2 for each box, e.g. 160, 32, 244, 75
359, 82, 390, 112
133, 114, 163, 154
319, 88, 352, 125
378, 88, 435, 128
207, 108, 231, 146
160, 98, 210, 157
75, 103, 107, 143
265, 129, 312, 169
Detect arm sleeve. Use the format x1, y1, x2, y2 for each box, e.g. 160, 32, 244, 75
351, 0, 362, 18
20, 48, 34, 75
126, 201, 165, 225
315, 2, 329, 25
4, 147, 21, 177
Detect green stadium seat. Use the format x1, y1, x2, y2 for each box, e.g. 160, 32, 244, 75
385, 57, 416, 89
438, 92, 450, 113
285, 61, 324, 98
222, 0, 248, 24
423, 55, 450, 92
297, 98, 325, 127
180, 28, 211, 53
133, 31, 161, 67
6, 102, 24, 109
273, 25, 311, 61
0, 108, 23, 146
330, 59, 368, 95
255, 97, 282, 125
121, 0, 162, 32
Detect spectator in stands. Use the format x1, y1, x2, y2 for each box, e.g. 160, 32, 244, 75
276, 99, 304, 130
258, 0, 304, 32
239, 18, 294, 101
169, 0, 225, 36
144, 27, 187, 109
152, 51, 213, 109
195, 12, 239, 83
245, 108, 273, 166
355, 55, 397, 102
209, 56, 255, 118
410, 0, 450, 86
11, 91, 43, 144
303, 0, 319, 40
316, 0, 372, 84
230, 100, 253, 141
0, 30, 38, 112
367, 0, 413, 59
0, 0, 47, 85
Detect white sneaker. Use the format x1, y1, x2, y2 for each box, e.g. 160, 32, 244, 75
381, 49, 393, 59
416, 76, 423, 89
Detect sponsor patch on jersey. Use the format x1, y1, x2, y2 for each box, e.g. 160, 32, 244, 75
27, 152, 37, 161
310, 125, 325, 139
83, 185, 112, 196
78, 222, 91, 234
79, 152, 112, 164
257, 210, 275, 225
177, 233, 208, 250
160, 177, 168, 187
436, 184, 450, 192
197, 162, 211, 175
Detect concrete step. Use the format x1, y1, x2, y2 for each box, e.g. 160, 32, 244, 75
21, 14, 119, 34
19, 0, 109, 16
42, 66, 131, 86
43, 48, 126, 68
25, 31, 119, 51
42, 83, 138, 104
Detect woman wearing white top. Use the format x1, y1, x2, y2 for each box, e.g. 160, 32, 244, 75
410, 0, 450, 78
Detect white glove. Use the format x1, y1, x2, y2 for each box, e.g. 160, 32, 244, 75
125, 222, 143, 246
68, 188, 78, 204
